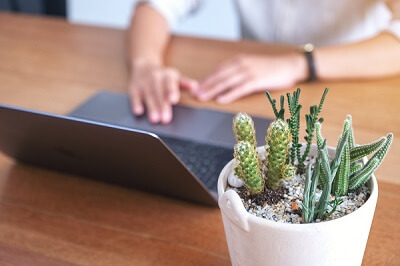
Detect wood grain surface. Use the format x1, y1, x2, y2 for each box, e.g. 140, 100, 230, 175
0, 13, 399, 265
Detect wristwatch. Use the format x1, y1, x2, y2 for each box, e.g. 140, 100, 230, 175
300, 43, 317, 82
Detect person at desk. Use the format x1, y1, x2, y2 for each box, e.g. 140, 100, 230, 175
128, 0, 400, 124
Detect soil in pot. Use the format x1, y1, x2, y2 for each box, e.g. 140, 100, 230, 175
228, 157, 370, 224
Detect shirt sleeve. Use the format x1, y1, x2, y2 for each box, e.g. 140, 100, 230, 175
385, 0, 400, 39
139, 0, 203, 27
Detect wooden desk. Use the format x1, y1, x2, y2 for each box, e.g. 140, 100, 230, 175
0, 13, 398, 265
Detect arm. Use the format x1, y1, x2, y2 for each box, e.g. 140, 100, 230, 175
197, 32, 400, 104
129, 3, 198, 124
315, 33, 400, 80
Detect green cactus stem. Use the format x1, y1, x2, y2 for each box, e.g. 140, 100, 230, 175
350, 137, 386, 164
333, 144, 350, 196
233, 112, 257, 147
349, 133, 393, 191
286, 88, 302, 165
333, 115, 352, 196
315, 122, 329, 188
282, 164, 297, 179
299, 88, 329, 169
234, 141, 265, 194
265, 119, 294, 190
315, 130, 348, 220
348, 121, 356, 150
302, 161, 319, 223
265, 91, 285, 120
350, 162, 363, 175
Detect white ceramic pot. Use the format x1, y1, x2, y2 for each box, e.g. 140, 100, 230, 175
217, 144, 378, 266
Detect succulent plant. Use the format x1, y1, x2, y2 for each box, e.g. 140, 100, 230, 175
232, 88, 393, 223
265, 92, 285, 120
302, 117, 393, 222
348, 133, 393, 191
265, 119, 295, 190
233, 112, 257, 148
319, 115, 393, 196
234, 141, 265, 194
299, 88, 329, 169
332, 115, 352, 196
266, 88, 328, 170
286, 88, 302, 165
302, 159, 319, 223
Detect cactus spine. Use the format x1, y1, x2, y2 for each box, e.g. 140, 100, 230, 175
265, 119, 295, 190
234, 141, 265, 194
233, 112, 257, 148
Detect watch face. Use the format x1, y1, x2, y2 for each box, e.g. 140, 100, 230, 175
304, 43, 315, 53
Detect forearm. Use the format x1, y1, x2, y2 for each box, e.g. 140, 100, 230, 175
315, 33, 400, 80
129, 3, 170, 66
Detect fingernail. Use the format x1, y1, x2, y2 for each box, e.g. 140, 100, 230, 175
169, 94, 179, 104
134, 106, 143, 115
150, 112, 160, 123
162, 112, 172, 124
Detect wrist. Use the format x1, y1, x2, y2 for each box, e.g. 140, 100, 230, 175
131, 56, 162, 70
291, 52, 309, 83
299, 43, 318, 82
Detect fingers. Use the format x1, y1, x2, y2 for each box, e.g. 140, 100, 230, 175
165, 71, 180, 104
129, 77, 144, 115
143, 84, 162, 123
216, 83, 255, 104
198, 70, 249, 101
130, 63, 201, 124
179, 76, 199, 95
197, 56, 250, 101
150, 72, 175, 124
200, 63, 239, 90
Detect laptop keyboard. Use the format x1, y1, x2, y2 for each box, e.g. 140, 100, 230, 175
160, 136, 233, 192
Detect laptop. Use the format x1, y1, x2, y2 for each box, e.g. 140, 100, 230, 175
0, 91, 271, 206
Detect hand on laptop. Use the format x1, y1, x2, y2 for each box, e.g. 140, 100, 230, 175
196, 53, 307, 104
129, 59, 199, 124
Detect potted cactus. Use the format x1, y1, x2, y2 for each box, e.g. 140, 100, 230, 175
217, 88, 393, 266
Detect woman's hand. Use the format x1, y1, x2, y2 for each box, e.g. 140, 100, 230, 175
129, 59, 199, 124
196, 53, 308, 104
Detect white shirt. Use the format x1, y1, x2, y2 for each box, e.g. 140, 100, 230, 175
144, 0, 400, 47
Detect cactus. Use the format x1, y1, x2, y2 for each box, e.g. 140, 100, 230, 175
315, 122, 329, 188
234, 141, 265, 194
299, 88, 329, 169
350, 137, 385, 163
282, 164, 297, 179
349, 133, 393, 191
233, 112, 257, 147
265, 119, 295, 190
350, 162, 363, 175
231, 89, 393, 223
315, 131, 348, 220
333, 115, 352, 196
265, 91, 285, 120
302, 160, 319, 223
286, 88, 302, 165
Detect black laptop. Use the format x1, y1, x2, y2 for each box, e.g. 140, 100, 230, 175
0, 91, 271, 206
